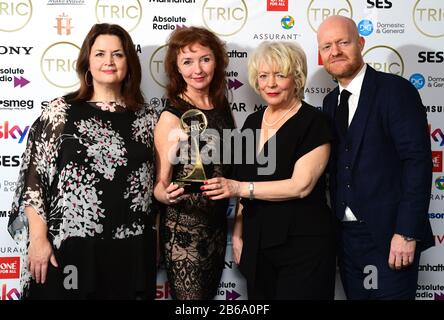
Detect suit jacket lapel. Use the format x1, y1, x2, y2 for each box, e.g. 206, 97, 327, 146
348, 65, 378, 167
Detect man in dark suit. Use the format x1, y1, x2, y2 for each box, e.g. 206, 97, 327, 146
317, 15, 433, 299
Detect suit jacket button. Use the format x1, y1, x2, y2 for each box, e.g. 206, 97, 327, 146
345, 165, 350, 170
346, 184, 351, 188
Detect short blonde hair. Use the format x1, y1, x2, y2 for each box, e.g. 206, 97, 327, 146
248, 41, 307, 100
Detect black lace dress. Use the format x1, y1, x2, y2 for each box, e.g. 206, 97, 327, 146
159, 98, 234, 300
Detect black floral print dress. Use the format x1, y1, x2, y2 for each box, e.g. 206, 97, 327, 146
8, 97, 158, 299
160, 98, 235, 300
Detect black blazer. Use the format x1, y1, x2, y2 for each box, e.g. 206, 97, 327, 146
323, 65, 434, 256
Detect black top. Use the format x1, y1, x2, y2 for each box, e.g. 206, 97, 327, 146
235, 101, 334, 249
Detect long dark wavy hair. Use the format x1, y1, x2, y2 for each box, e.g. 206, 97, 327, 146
66, 23, 144, 111
164, 26, 229, 111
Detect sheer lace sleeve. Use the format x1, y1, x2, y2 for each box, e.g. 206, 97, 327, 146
8, 97, 70, 242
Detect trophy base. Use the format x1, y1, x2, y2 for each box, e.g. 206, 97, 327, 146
174, 180, 204, 194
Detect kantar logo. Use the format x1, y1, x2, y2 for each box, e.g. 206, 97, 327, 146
307, 0, 353, 33
363, 45, 404, 76
149, 45, 168, 88
0, 0, 32, 32
41, 42, 80, 89
95, 0, 142, 32
413, 0, 444, 38
202, 0, 248, 37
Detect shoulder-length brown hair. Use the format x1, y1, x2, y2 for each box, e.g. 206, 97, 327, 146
164, 26, 229, 110
67, 23, 144, 111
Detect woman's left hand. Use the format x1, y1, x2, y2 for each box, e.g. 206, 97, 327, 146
202, 177, 240, 200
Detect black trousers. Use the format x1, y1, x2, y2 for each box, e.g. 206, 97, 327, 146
339, 221, 420, 300
247, 234, 336, 300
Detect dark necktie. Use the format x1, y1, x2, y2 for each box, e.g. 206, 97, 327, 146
336, 89, 351, 136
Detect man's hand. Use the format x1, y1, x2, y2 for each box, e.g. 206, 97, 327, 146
388, 234, 416, 270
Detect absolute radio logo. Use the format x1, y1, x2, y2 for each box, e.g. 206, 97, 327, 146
0, 257, 20, 279
307, 0, 353, 33
40, 42, 80, 88
363, 45, 404, 76
95, 0, 142, 32
413, 0, 444, 38
0, 0, 32, 32
202, 0, 248, 37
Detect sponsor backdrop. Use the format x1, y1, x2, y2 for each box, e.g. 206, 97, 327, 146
0, 0, 443, 300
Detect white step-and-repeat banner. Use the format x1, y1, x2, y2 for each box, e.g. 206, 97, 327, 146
1, 0, 443, 300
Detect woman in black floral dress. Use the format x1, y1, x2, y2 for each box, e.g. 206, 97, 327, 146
154, 27, 235, 300
8, 23, 157, 299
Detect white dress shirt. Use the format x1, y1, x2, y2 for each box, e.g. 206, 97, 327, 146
337, 64, 367, 222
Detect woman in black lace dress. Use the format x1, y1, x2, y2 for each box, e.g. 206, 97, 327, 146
154, 27, 235, 300
8, 23, 157, 299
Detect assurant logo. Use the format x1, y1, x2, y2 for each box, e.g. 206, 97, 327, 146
307, 0, 352, 33
281, 15, 294, 30
363, 45, 404, 76
413, 0, 444, 38
0, 0, 32, 32
436, 176, 444, 190
202, 0, 248, 37
41, 41, 80, 88
96, 0, 142, 32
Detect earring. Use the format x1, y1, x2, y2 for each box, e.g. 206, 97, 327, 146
84, 70, 92, 87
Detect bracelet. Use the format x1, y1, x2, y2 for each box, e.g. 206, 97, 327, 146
248, 182, 254, 200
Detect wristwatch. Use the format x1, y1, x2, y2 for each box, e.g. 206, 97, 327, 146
402, 235, 416, 242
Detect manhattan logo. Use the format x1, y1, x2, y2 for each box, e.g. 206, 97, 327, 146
14, 76, 30, 88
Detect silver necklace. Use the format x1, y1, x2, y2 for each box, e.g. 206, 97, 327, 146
262, 102, 300, 127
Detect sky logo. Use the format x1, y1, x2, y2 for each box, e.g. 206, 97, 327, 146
281, 15, 294, 29
358, 20, 374, 36
409, 73, 425, 89
0, 121, 30, 143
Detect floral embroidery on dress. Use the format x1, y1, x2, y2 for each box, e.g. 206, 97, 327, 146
50, 162, 105, 248
124, 163, 152, 212
75, 117, 128, 180
95, 101, 125, 112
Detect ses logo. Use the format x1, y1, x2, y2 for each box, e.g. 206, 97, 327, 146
0, 0, 32, 32
358, 20, 373, 36
413, 0, 444, 38
0, 121, 30, 144
202, 0, 248, 36
307, 0, 352, 33
366, 0, 392, 8
0, 155, 20, 167
0, 257, 20, 279
409, 73, 426, 90
95, 0, 142, 32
